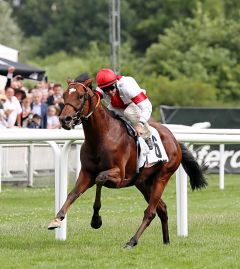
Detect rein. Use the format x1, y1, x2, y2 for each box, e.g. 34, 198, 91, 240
82, 92, 100, 119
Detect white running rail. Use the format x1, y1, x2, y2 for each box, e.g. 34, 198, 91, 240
0, 127, 239, 240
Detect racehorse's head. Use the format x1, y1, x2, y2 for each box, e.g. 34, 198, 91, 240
60, 78, 99, 130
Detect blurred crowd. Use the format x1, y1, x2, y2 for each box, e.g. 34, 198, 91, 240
0, 66, 62, 129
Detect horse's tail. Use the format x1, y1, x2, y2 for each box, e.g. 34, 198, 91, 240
180, 143, 208, 190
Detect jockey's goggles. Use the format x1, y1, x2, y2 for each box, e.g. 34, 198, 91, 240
102, 84, 117, 93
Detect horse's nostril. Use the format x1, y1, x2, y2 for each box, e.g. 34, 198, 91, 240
65, 116, 73, 123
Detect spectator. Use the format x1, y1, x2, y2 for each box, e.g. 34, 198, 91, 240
0, 93, 6, 108
3, 87, 22, 128
47, 83, 64, 114
28, 87, 34, 94
15, 88, 27, 103
36, 80, 49, 92
48, 82, 54, 93
27, 114, 42, 129
41, 91, 49, 104
4, 66, 27, 103
0, 94, 8, 128
21, 95, 32, 128
30, 90, 48, 128
4, 66, 15, 90
47, 105, 61, 129
11, 75, 24, 91
5, 67, 24, 92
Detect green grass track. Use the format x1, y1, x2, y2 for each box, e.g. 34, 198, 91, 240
0, 174, 239, 269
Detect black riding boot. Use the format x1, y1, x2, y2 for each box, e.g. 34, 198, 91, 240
145, 137, 153, 150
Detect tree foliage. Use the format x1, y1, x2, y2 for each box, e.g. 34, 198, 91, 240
127, 0, 199, 52
0, 1, 23, 49
13, 0, 109, 55
145, 5, 240, 101
33, 42, 109, 87
13, 0, 136, 56
3, 0, 240, 111
136, 74, 217, 119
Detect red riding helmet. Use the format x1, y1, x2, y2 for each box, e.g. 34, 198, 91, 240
96, 68, 117, 88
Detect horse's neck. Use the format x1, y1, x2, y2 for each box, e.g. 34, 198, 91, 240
82, 105, 113, 143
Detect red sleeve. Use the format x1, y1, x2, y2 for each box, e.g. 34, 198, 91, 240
131, 92, 147, 104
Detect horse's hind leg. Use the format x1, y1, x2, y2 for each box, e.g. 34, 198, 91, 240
125, 172, 171, 248
48, 170, 93, 229
135, 183, 170, 245
90, 184, 103, 229
157, 199, 169, 244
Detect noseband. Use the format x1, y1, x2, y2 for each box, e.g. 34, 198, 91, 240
63, 82, 100, 126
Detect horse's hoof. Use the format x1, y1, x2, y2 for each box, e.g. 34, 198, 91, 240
124, 243, 134, 250
123, 242, 136, 250
48, 218, 61, 230
91, 215, 102, 229
123, 238, 138, 249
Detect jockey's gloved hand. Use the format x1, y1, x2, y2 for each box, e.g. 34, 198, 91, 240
135, 122, 144, 136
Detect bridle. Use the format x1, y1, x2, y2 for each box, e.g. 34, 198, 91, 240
63, 82, 100, 126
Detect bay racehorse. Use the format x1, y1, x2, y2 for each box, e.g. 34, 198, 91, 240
48, 79, 207, 248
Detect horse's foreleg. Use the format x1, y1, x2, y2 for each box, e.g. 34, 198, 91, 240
48, 170, 94, 229
125, 174, 170, 248
90, 184, 103, 229
95, 168, 133, 188
95, 168, 122, 187
90, 168, 125, 229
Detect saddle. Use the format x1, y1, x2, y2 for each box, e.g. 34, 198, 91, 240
114, 114, 169, 172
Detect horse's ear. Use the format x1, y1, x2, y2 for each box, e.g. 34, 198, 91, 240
84, 78, 93, 87
67, 79, 74, 85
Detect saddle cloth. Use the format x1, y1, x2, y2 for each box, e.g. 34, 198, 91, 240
138, 126, 169, 169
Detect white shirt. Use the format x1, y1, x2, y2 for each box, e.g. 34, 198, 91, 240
96, 76, 152, 123
47, 115, 60, 129
3, 96, 22, 127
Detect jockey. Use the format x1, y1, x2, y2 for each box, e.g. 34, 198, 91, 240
95, 68, 153, 150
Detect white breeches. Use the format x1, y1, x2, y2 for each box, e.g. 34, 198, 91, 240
108, 103, 151, 139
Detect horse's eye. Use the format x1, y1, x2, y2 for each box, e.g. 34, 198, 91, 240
79, 95, 84, 100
